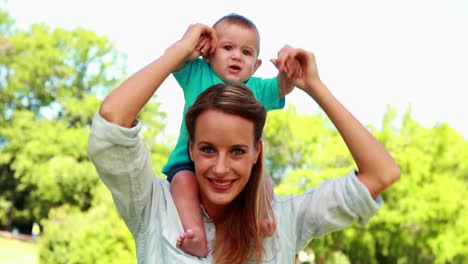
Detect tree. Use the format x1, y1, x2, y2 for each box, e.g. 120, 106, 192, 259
263, 105, 350, 183
39, 184, 136, 264
0, 13, 128, 231
264, 105, 468, 263
1, 8, 172, 261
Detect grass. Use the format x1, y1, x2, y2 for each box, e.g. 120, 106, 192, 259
0, 237, 38, 264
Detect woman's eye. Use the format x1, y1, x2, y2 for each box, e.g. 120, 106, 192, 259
232, 148, 245, 155
200, 147, 214, 153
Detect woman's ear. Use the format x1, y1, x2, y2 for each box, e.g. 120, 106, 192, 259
189, 140, 194, 161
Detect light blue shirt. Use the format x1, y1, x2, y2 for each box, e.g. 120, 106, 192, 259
88, 113, 383, 264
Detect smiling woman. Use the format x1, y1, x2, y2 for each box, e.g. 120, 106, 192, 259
184, 84, 269, 262
185, 84, 266, 221
87, 26, 400, 263
189, 109, 262, 213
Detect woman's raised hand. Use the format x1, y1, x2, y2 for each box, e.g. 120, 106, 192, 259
272, 45, 324, 97
179, 23, 217, 62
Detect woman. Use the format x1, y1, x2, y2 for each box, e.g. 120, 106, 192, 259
88, 24, 400, 264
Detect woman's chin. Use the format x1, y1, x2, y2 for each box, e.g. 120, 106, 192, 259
208, 193, 236, 206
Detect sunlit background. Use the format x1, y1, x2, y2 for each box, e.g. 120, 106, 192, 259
2, 1, 468, 263
5, 0, 468, 138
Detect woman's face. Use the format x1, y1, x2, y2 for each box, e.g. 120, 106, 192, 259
189, 109, 261, 218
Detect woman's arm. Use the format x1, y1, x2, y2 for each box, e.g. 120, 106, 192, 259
99, 23, 216, 127
275, 46, 400, 198
88, 23, 217, 234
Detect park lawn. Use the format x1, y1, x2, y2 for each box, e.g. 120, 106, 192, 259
0, 237, 38, 264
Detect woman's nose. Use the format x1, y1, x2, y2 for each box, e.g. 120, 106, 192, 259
213, 155, 230, 175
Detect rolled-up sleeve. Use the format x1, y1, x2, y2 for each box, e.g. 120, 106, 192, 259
87, 113, 158, 233
292, 171, 383, 250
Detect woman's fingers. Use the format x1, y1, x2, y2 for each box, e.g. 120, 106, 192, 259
196, 36, 210, 56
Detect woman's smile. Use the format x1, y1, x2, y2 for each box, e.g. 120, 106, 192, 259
209, 178, 236, 190
189, 109, 261, 218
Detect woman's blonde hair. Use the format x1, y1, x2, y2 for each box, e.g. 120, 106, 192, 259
185, 83, 273, 263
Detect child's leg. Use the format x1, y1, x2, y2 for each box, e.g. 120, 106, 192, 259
171, 170, 208, 257
261, 176, 276, 237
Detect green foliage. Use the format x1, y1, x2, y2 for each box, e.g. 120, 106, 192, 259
39, 185, 135, 264
0, 109, 97, 222
1, 23, 126, 117
2, 7, 467, 264
0, 8, 168, 263
364, 108, 468, 264
0, 8, 128, 231
265, 105, 468, 263
264, 105, 351, 183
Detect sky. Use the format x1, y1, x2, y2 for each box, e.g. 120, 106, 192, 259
3, 0, 468, 138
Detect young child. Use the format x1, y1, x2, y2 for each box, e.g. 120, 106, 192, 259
162, 13, 296, 257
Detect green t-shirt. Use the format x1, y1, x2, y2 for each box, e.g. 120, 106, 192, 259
162, 58, 285, 177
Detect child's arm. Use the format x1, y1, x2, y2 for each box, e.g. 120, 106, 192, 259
272, 45, 301, 98
277, 71, 295, 98
99, 23, 217, 127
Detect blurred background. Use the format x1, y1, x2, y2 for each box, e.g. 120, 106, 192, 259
1, 0, 467, 263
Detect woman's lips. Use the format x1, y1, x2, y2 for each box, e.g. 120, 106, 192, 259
209, 179, 235, 191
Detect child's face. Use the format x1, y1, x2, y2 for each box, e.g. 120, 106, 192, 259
208, 21, 262, 84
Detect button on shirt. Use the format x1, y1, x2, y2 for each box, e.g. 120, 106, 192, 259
88, 113, 383, 264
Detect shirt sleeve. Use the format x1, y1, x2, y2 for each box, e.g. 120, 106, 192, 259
87, 113, 160, 234
172, 61, 191, 92
248, 76, 285, 111
172, 59, 203, 95
290, 171, 383, 250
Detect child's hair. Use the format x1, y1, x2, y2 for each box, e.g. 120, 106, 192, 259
185, 83, 271, 264
213, 13, 261, 54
